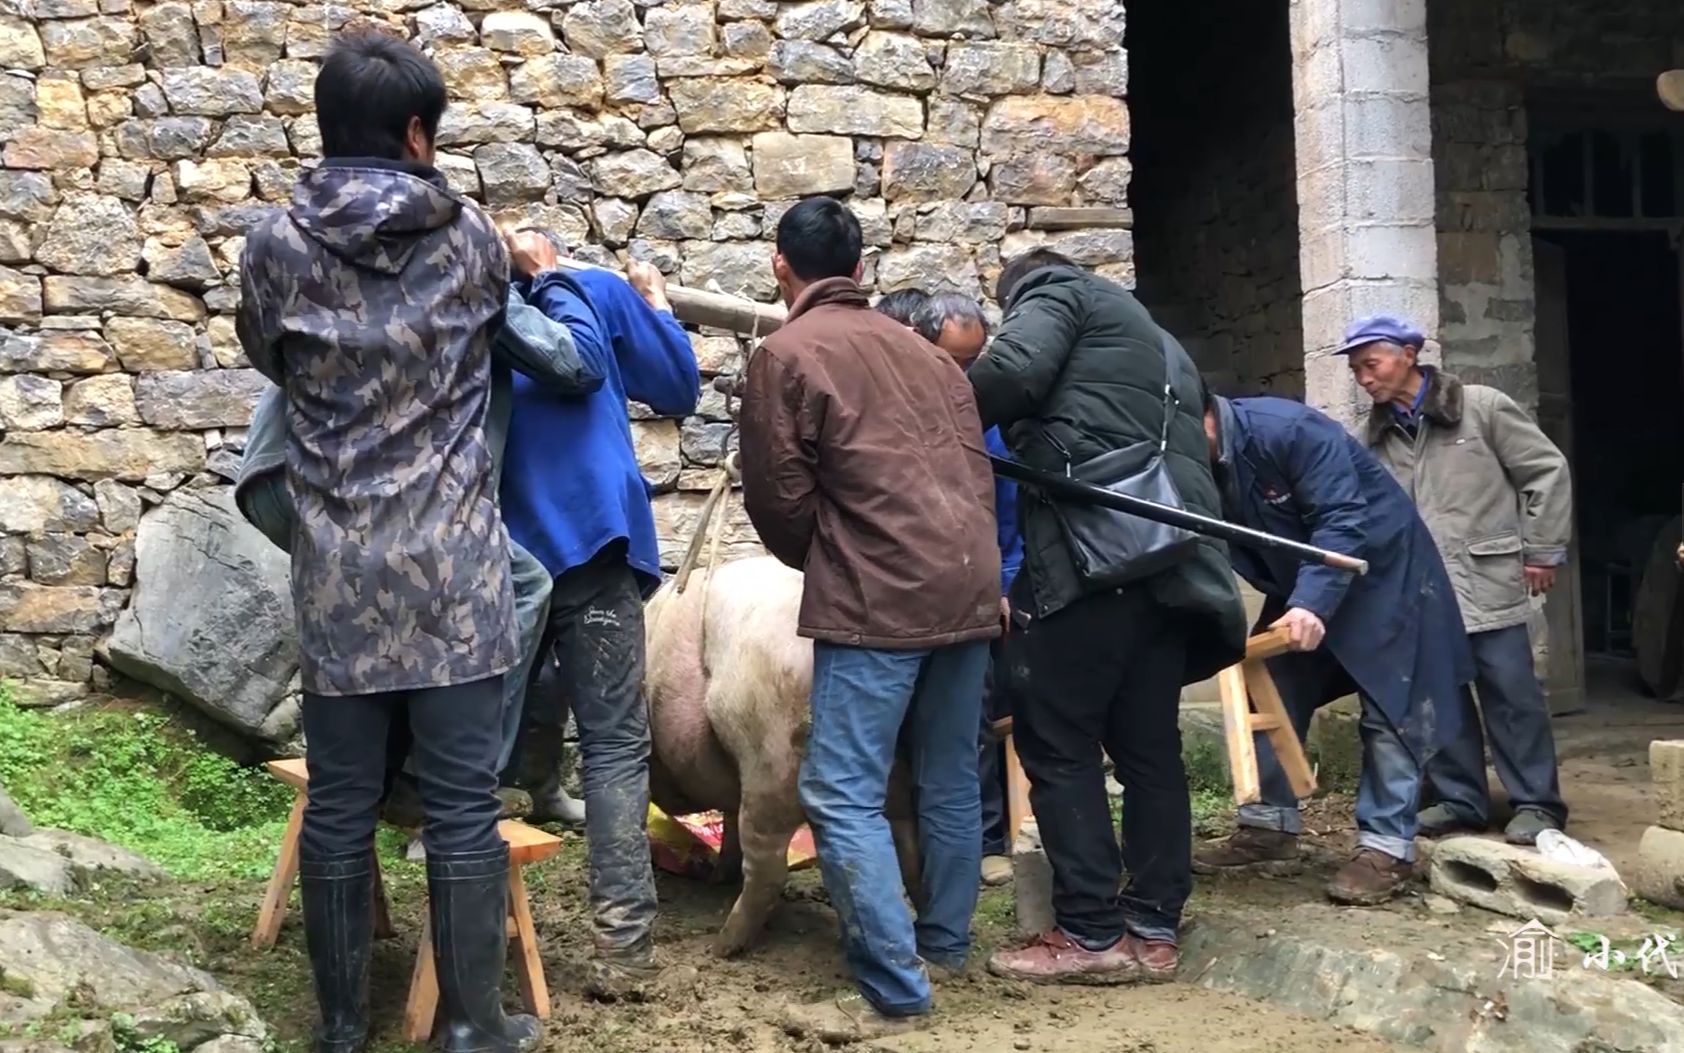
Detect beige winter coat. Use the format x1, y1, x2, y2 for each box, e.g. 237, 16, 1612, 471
1364, 369, 1572, 634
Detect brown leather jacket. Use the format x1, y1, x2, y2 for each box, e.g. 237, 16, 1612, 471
739, 278, 1002, 649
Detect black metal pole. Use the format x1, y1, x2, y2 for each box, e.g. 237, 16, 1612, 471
989, 456, 1370, 576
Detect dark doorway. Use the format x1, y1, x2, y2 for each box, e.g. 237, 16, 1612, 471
1126, 0, 1302, 395
1535, 229, 1683, 661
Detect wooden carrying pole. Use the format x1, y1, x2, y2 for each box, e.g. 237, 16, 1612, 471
552, 256, 787, 338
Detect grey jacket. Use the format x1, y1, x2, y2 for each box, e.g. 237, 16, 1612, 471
1365, 368, 1573, 634
236, 279, 606, 525
238, 160, 519, 696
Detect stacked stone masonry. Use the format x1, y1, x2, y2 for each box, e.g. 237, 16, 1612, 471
1428, 0, 1684, 408
0, 0, 1133, 700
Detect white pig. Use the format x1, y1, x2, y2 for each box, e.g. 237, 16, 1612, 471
643, 554, 921, 956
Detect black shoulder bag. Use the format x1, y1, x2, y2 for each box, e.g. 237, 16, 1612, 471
1041, 333, 1200, 590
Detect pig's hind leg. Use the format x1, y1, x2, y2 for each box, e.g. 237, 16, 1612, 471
714, 779, 801, 957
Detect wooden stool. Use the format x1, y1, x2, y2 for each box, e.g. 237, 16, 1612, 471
251, 758, 561, 1042
1217, 628, 1317, 804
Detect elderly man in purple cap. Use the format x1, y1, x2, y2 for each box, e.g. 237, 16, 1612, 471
1341, 315, 1573, 845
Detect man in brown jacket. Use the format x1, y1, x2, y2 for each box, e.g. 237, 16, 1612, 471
739, 197, 1001, 1043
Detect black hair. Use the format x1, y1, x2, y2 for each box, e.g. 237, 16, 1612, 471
996, 248, 1077, 305
315, 32, 447, 161
775, 196, 863, 282
875, 288, 933, 339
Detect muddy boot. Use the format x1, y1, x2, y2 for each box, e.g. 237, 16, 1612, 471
980, 854, 1013, 887
427, 845, 542, 1053
585, 939, 661, 1003
1191, 827, 1299, 873
987, 929, 1141, 986
1416, 803, 1482, 838
527, 783, 585, 828
494, 787, 533, 820
1325, 848, 1413, 906
299, 850, 374, 1053
1119, 934, 1177, 984
1503, 808, 1559, 845
781, 994, 923, 1044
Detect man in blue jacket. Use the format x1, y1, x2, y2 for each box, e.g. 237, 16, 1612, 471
1192, 389, 1474, 905
876, 289, 1023, 885
499, 234, 700, 997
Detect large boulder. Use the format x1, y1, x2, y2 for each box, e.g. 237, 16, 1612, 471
0, 785, 29, 837
0, 829, 164, 896
107, 487, 300, 746
0, 911, 267, 1051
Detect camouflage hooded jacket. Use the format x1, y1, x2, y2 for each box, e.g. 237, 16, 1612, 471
236, 160, 518, 697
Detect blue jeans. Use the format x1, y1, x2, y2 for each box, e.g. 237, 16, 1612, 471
1236, 649, 1423, 862
800, 640, 989, 1016
1425, 623, 1566, 826
496, 543, 553, 777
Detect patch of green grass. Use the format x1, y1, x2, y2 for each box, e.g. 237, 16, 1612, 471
0, 689, 293, 880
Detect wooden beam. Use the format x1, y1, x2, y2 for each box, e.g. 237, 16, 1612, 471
1659, 70, 1684, 113
1027, 207, 1135, 231
553, 257, 787, 338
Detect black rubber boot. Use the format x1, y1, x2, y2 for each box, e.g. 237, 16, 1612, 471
428, 845, 543, 1053
299, 849, 375, 1053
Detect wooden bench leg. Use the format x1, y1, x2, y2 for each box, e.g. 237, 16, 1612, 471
1218, 663, 1261, 805
507, 868, 549, 1020
251, 791, 306, 949
404, 916, 439, 1043
1242, 662, 1317, 798
1004, 733, 1033, 845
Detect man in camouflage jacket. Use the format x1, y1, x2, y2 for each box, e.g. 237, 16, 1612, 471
235, 34, 540, 1053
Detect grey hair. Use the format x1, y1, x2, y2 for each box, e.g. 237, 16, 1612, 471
914, 292, 989, 342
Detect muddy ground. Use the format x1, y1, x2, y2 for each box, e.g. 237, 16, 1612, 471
49, 817, 1409, 1053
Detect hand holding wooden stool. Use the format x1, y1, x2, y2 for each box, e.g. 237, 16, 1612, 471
1216, 627, 1317, 804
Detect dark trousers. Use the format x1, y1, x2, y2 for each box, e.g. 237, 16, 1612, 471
978, 638, 1011, 857
537, 541, 657, 954
300, 676, 506, 858
1427, 623, 1567, 825
1003, 583, 1190, 946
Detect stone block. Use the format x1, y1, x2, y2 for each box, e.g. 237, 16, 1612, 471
682, 138, 753, 193
669, 77, 786, 134
787, 85, 922, 139
1632, 825, 1684, 910
680, 240, 777, 303
509, 53, 603, 109
1306, 695, 1361, 793
853, 31, 935, 92
588, 149, 681, 199
0, 376, 64, 431
480, 10, 555, 56
1339, 34, 1428, 98
912, 0, 993, 37
1012, 819, 1054, 937
45, 277, 203, 323
135, 369, 266, 429
0, 475, 101, 535
560, 0, 643, 58
64, 373, 140, 429
752, 132, 855, 197
637, 190, 713, 241
775, 0, 865, 41
0, 429, 206, 482
0, 582, 122, 633
942, 41, 1040, 97
1653, 740, 1684, 832
768, 40, 854, 85
987, 154, 1076, 206
981, 94, 1129, 158
3, 125, 98, 169
1428, 836, 1627, 924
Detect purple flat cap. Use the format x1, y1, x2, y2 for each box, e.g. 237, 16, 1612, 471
1335, 314, 1425, 355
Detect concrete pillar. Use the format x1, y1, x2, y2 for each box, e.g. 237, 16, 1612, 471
1289, 0, 1439, 428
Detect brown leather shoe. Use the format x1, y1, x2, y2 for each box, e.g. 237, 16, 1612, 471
987, 929, 1139, 985
1120, 935, 1177, 983
1325, 848, 1413, 905
1191, 827, 1300, 872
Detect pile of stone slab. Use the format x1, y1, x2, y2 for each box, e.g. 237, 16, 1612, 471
1634, 739, 1684, 909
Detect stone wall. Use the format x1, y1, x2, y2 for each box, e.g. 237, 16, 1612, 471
0, 0, 1133, 701
1130, 0, 1302, 397
1428, 0, 1684, 407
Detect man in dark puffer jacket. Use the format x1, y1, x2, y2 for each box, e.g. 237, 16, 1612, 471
970, 249, 1246, 985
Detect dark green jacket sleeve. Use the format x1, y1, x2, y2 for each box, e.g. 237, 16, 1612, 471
966, 283, 1081, 429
